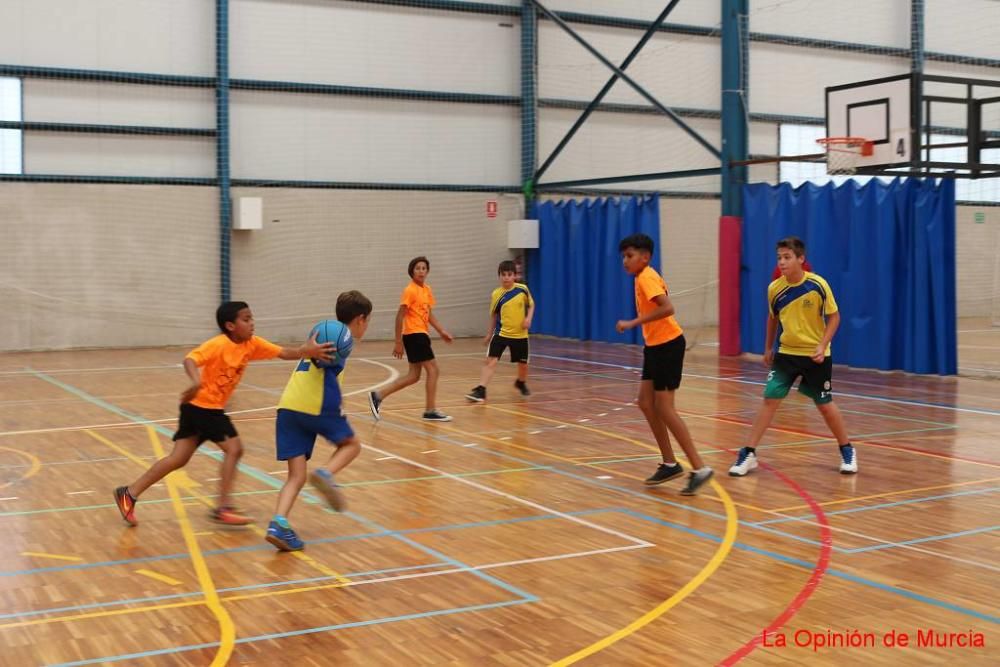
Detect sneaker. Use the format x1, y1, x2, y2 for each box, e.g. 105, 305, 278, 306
514, 380, 531, 396
729, 447, 758, 477
680, 468, 715, 496
644, 462, 685, 486
839, 445, 858, 474
113, 486, 138, 526
309, 468, 346, 511
210, 506, 253, 526
266, 520, 304, 551
368, 391, 382, 421
422, 409, 453, 422
465, 386, 486, 403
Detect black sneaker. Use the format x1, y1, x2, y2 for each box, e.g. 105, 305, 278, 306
368, 391, 382, 421
422, 409, 453, 422
465, 386, 486, 402
644, 462, 684, 486
680, 468, 715, 496
514, 380, 531, 396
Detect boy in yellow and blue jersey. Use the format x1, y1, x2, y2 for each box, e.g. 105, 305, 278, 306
730, 237, 857, 476
266, 291, 373, 552
466, 260, 535, 402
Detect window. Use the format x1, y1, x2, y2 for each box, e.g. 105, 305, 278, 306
0, 77, 22, 174
779, 123, 1000, 202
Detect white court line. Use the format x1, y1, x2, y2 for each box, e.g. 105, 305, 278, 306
528, 431, 542, 435
462, 443, 479, 448
0, 497, 18, 501
268, 470, 287, 475
421, 450, 439, 454
324, 544, 652, 594
0, 358, 401, 438
374, 456, 395, 461
534, 353, 1000, 417
66, 491, 94, 496
362, 443, 653, 548
759, 509, 1000, 573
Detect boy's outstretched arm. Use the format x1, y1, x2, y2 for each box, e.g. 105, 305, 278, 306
616, 293, 673, 333
763, 313, 778, 366
278, 332, 334, 361
429, 311, 454, 343
524, 301, 535, 331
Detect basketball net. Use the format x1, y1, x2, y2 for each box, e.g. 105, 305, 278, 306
817, 137, 873, 175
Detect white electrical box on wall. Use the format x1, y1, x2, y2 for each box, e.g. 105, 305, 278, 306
507, 219, 539, 249
233, 197, 263, 230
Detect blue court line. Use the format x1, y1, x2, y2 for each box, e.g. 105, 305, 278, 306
533, 353, 1000, 417
376, 420, 1000, 625
617, 508, 1000, 626
753, 486, 1000, 526
844, 525, 1000, 553
45, 599, 531, 667
0, 563, 446, 621
28, 371, 537, 604
0, 504, 592, 578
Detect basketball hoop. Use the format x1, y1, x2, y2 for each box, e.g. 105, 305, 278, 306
817, 137, 874, 175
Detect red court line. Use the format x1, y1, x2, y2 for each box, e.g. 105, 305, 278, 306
719, 458, 833, 666
703, 414, 999, 468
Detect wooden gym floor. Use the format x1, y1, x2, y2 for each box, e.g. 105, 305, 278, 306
0, 334, 997, 666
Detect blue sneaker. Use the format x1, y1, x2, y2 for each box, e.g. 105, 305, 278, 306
839, 444, 858, 474
266, 520, 304, 551
309, 468, 346, 511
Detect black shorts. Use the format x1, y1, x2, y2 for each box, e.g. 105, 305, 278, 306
402, 332, 435, 364
641, 335, 686, 391
487, 335, 529, 363
764, 353, 834, 404
173, 403, 238, 445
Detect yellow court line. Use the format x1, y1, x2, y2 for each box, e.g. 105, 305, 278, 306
135, 569, 183, 586
393, 408, 739, 664
146, 426, 235, 667
485, 404, 773, 515
84, 429, 350, 584
21, 552, 83, 562
768, 476, 1000, 512
0, 446, 43, 489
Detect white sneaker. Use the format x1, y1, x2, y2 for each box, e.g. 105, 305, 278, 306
729, 448, 758, 476
839, 445, 858, 474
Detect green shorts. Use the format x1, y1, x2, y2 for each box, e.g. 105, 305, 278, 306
763, 353, 834, 404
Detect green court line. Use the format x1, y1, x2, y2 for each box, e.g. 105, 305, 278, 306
0, 467, 545, 518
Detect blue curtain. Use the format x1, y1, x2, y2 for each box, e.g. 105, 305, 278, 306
741, 178, 956, 375
526, 195, 660, 344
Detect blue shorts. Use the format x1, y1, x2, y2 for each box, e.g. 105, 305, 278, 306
276, 408, 355, 461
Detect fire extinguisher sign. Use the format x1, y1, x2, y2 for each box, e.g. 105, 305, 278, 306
486, 200, 497, 218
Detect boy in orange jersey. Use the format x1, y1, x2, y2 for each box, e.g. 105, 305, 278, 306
113, 301, 333, 526
368, 256, 454, 421
616, 234, 714, 495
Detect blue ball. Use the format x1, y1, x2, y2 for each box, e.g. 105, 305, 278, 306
309, 319, 354, 368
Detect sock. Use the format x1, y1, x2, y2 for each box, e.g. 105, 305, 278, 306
839, 443, 853, 449
273, 515, 290, 528
746, 447, 756, 454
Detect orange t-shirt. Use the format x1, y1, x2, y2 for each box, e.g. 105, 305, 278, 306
186, 334, 283, 409
400, 281, 435, 335
635, 265, 683, 346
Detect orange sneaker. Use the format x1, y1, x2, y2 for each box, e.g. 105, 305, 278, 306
114, 486, 138, 526
210, 506, 253, 526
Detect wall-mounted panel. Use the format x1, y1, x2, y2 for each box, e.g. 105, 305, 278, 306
25, 133, 215, 177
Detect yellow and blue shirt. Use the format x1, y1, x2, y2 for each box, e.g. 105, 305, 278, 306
768, 272, 839, 356
278, 359, 345, 417
491, 282, 533, 339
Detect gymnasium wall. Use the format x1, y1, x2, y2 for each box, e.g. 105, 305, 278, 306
1, 0, 997, 350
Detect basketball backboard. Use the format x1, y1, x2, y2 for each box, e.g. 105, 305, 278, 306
825, 73, 1000, 178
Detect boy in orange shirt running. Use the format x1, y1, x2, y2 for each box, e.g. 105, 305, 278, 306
113, 301, 332, 526
616, 234, 714, 495
368, 256, 454, 422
